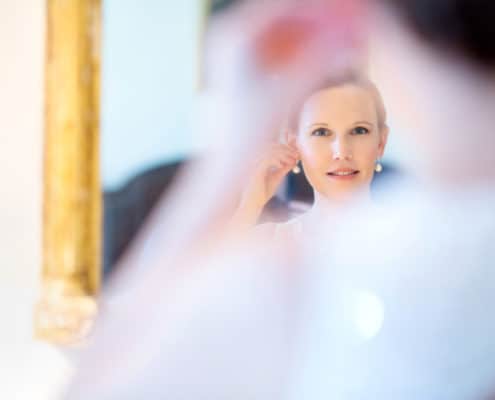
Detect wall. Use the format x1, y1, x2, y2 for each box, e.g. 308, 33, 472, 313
101, 0, 204, 189
0, 1, 72, 398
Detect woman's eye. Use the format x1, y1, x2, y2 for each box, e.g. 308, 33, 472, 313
352, 126, 370, 135
311, 128, 330, 137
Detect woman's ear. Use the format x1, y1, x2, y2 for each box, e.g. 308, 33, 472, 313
378, 125, 389, 157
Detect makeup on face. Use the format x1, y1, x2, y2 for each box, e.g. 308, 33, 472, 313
295, 83, 385, 199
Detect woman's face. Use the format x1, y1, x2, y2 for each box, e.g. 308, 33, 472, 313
294, 83, 387, 201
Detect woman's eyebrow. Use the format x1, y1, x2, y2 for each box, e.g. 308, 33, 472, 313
306, 122, 329, 128
353, 121, 373, 126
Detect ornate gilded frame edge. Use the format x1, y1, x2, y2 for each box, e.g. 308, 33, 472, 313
35, 0, 102, 345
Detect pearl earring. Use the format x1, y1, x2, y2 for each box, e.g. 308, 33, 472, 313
374, 160, 383, 173
292, 161, 301, 174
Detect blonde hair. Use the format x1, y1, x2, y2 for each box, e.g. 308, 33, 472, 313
288, 73, 388, 133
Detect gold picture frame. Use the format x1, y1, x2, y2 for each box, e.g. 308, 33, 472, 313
35, 0, 102, 345
36, 0, 217, 345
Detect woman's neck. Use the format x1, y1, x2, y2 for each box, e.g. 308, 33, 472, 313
308, 188, 372, 220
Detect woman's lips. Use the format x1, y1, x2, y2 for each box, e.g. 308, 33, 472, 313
326, 169, 360, 180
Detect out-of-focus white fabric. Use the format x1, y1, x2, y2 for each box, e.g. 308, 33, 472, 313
292, 184, 495, 399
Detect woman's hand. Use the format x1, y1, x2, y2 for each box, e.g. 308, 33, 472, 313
233, 140, 299, 228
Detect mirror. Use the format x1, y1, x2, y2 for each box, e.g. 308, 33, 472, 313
99, 0, 406, 279
100, 1, 208, 278
40, 0, 408, 344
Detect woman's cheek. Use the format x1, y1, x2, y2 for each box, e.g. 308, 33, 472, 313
356, 139, 380, 166
301, 146, 325, 173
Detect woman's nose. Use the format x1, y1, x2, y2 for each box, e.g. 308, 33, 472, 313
331, 136, 352, 160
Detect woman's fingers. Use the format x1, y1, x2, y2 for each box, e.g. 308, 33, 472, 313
270, 152, 298, 170
272, 144, 299, 159
280, 150, 299, 165
253, 142, 299, 173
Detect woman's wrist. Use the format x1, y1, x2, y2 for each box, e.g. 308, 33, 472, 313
232, 198, 265, 228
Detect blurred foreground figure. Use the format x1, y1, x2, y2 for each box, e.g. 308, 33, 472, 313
66, 1, 366, 398
65, 0, 495, 399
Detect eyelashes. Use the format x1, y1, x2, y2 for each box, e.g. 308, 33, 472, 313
352, 126, 370, 135
311, 127, 330, 137
310, 126, 371, 136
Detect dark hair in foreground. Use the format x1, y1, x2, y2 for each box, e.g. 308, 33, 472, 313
383, 0, 495, 70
